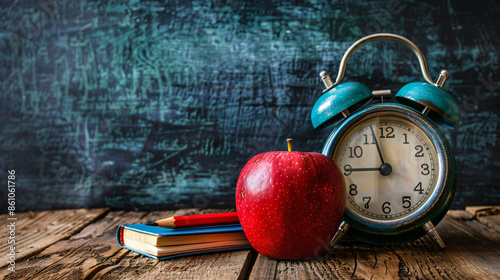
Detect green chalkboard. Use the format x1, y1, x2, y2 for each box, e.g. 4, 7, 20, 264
1, 0, 499, 211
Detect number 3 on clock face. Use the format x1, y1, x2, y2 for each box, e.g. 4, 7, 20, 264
322, 104, 454, 239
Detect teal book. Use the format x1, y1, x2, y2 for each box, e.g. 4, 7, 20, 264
116, 223, 252, 260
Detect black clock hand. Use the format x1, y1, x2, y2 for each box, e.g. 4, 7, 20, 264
343, 164, 392, 176
343, 165, 380, 176
369, 125, 385, 164
347, 167, 380, 172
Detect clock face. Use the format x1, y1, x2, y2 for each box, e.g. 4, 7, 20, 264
332, 116, 440, 220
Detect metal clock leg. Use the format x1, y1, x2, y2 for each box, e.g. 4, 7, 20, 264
329, 221, 350, 247
422, 221, 446, 249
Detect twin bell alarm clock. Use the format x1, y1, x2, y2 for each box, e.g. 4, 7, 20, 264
311, 33, 458, 248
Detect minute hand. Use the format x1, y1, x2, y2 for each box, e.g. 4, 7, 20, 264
370, 125, 385, 164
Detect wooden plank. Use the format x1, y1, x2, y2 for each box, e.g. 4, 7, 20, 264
248, 210, 500, 279
92, 248, 255, 280
91, 209, 256, 280
0, 208, 110, 270
358, 216, 500, 279
446, 210, 474, 220
465, 206, 500, 218
477, 215, 500, 232
441, 219, 500, 274
463, 206, 500, 232
237, 250, 259, 280
0, 210, 146, 279
1, 210, 178, 280
249, 245, 365, 279
248, 254, 277, 280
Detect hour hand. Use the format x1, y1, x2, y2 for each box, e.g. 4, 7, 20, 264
346, 167, 380, 172
343, 164, 380, 175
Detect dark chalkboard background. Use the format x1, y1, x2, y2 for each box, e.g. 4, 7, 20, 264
1, 0, 499, 212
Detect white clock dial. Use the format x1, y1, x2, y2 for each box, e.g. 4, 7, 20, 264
333, 116, 439, 220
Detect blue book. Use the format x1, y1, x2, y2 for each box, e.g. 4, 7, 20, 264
116, 223, 252, 260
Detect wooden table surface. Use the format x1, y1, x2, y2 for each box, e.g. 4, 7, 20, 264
2, 206, 499, 279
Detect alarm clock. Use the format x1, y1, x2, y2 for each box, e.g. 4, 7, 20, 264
311, 33, 458, 248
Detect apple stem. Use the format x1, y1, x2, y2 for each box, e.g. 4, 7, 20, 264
287, 138, 292, 152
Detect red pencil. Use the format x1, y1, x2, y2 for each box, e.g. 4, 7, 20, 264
151, 212, 239, 229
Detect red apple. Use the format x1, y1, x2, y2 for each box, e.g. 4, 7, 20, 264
236, 139, 345, 260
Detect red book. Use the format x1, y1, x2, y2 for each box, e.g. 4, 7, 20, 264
151, 212, 239, 229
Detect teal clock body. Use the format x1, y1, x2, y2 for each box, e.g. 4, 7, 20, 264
311, 34, 459, 248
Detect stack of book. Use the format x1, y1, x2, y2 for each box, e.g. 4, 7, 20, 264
116, 212, 251, 260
